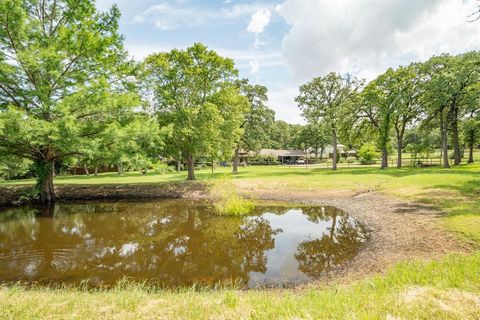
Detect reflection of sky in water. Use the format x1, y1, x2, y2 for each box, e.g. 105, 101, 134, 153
248, 210, 333, 286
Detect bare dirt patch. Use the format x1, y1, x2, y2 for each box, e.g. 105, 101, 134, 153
240, 188, 475, 283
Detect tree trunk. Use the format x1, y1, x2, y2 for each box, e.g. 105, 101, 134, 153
232, 146, 240, 174
450, 104, 461, 165
320, 146, 324, 160
38, 160, 55, 203
117, 162, 123, 175
94, 167, 98, 176
187, 154, 195, 180
440, 109, 450, 168
381, 148, 388, 169
396, 142, 402, 168
84, 165, 90, 176
176, 160, 181, 172
395, 124, 405, 168
332, 130, 338, 171
468, 130, 475, 164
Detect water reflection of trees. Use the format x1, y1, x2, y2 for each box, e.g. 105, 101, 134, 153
0, 201, 278, 287
295, 208, 368, 278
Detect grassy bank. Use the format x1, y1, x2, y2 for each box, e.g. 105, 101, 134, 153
2, 253, 480, 319
1, 163, 479, 319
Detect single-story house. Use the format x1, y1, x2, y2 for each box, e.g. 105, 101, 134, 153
252, 149, 308, 164
324, 145, 357, 158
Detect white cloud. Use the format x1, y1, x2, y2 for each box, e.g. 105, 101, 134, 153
132, 2, 274, 30
247, 9, 272, 34
249, 59, 260, 74
277, 0, 480, 81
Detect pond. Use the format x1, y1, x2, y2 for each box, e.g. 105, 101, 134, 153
0, 200, 368, 288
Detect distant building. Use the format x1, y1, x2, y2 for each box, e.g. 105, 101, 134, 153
252, 149, 307, 164
323, 144, 357, 158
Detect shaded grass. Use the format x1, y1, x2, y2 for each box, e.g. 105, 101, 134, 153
2, 253, 480, 319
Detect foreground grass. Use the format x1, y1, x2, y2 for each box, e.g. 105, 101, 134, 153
2, 253, 480, 319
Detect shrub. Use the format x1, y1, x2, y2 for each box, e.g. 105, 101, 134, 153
358, 142, 378, 164
152, 162, 175, 174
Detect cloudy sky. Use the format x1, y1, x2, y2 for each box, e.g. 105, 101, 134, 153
96, 0, 480, 124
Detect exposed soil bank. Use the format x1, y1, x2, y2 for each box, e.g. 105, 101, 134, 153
0, 182, 208, 207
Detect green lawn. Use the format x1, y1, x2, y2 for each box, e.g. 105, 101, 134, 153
1, 163, 480, 319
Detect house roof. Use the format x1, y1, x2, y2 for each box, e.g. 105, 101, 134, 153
256, 149, 307, 157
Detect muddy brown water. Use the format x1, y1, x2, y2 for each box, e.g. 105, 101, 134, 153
0, 200, 368, 288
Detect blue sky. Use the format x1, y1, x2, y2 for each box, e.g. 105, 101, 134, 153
96, 0, 480, 124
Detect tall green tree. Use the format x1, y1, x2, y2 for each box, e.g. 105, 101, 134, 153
463, 99, 480, 164
359, 69, 398, 169
0, 0, 138, 202
296, 73, 362, 170
421, 52, 480, 167
232, 80, 275, 174
209, 86, 249, 173
142, 43, 240, 180
391, 64, 423, 168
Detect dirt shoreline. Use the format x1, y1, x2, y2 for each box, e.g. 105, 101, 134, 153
244, 189, 475, 285
0, 182, 474, 285
0, 182, 207, 207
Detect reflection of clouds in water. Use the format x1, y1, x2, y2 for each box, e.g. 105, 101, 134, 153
96, 246, 116, 259
24, 262, 37, 276
248, 210, 333, 286
166, 235, 189, 256
61, 226, 82, 236
119, 243, 139, 257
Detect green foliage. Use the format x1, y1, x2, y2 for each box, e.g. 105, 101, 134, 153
296, 72, 363, 170
143, 43, 246, 180
293, 122, 330, 156
0, 155, 31, 180
266, 120, 302, 149
152, 162, 175, 175
236, 80, 275, 152
0, 0, 142, 200
358, 143, 378, 164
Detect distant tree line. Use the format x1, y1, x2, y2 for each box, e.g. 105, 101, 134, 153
295, 53, 480, 170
